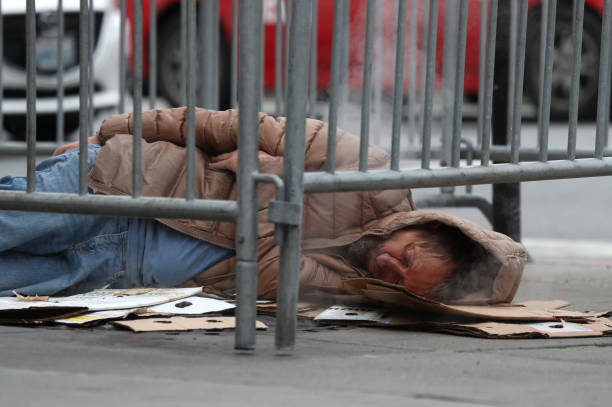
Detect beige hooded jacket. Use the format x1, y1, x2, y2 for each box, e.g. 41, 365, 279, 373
89, 107, 526, 304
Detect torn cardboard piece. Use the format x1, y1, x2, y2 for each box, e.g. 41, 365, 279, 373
344, 278, 591, 322
113, 316, 268, 333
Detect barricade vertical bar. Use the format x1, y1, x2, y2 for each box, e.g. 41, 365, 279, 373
481, 0, 498, 166
180, 0, 187, 106
88, 0, 94, 140
231, 0, 238, 109
308, 0, 318, 118
186, 0, 196, 201
407, 0, 418, 146
505, 0, 518, 144
359, 0, 375, 172
57, 0, 65, 145
275, 0, 282, 115
79, 0, 89, 195
511, 0, 529, 164
235, 0, 261, 351
283, 0, 291, 115
390, 0, 407, 171
133, 0, 143, 198
538, 0, 557, 162
213, 0, 220, 110
326, 0, 345, 174
202, 0, 216, 109
441, 0, 458, 168
340, 0, 350, 119
26, 0, 36, 193
476, 0, 487, 145
420, 0, 439, 170
537, 0, 548, 147
0, 0, 3, 143
276, 0, 310, 352
119, 0, 126, 113
595, 0, 612, 159
451, 0, 469, 168
372, 0, 382, 146
419, 0, 429, 140
149, 0, 157, 109
260, 1, 265, 113
568, 0, 584, 161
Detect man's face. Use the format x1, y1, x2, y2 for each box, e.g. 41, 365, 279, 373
367, 229, 455, 298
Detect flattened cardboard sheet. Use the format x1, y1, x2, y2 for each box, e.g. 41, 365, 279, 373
113, 316, 268, 333
345, 279, 590, 322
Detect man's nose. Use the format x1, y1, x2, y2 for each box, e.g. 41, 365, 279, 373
376, 253, 407, 281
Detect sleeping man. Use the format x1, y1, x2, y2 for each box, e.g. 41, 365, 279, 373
0, 108, 526, 304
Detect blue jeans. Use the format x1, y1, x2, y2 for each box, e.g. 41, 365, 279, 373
0, 145, 234, 296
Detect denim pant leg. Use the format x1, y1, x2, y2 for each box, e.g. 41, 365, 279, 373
0, 146, 131, 296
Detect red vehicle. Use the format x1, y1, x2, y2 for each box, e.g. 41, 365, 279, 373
127, 0, 605, 119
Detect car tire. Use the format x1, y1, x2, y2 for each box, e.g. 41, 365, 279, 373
157, 11, 230, 109
525, 5, 602, 120
3, 112, 80, 141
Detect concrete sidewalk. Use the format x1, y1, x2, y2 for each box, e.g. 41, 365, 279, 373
1, 262, 610, 407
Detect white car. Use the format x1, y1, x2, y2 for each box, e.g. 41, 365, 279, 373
2, 0, 121, 140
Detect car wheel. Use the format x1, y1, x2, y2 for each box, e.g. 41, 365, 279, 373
157, 11, 230, 109
525, 5, 602, 120
3, 112, 80, 141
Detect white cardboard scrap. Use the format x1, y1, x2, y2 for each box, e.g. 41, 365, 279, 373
0, 287, 203, 312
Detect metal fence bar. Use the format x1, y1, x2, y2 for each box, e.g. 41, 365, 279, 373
340, 0, 350, 117
406, 0, 418, 146
325, 0, 345, 174
308, 0, 318, 117
235, 0, 262, 351
149, 0, 157, 109
510, 0, 529, 164
213, 0, 220, 110
0, 193, 238, 220
476, 0, 487, 145
133, 0, 143, 198
441, 0, 458, 168
536, 0, 548, 150
481, 0, 498, 166
538, 0, 557, 162
26, 0, 36, 193
186, 0, 196, 201
303, 158, 612, 193
180, 0, 187, 106
78, 0, 89, 195
390, 0, 408, 170
283, 0, 291, 115
0, 0, 3, 142
275, 0, 282, 115
201, 0, 217, 109
88, 0, 94, 140
505, 0, 518, 145
372, 0, 382, 147
56, 0, 65, 144
418, 0, 428, 142
119, 0, 126, 113
359, 0, 375, 172
568, 0, 584, 161
420, 0, 439, 170
451, 0, 469, 168
275, 0, 311, 353
595, 0, 612, 159
231, 0, 238, 109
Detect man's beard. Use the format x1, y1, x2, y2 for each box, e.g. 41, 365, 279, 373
344, 235, 383, 270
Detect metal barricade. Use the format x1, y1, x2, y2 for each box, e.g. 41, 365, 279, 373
1, 0, 612, 353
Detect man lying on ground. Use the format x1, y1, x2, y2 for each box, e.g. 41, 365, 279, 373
0, 108, 526, 304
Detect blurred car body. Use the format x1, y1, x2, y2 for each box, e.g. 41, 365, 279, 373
2, 0, 121, 140
128, 0, 604, 120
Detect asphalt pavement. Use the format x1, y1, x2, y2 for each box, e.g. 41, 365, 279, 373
1, 262, 611, 406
